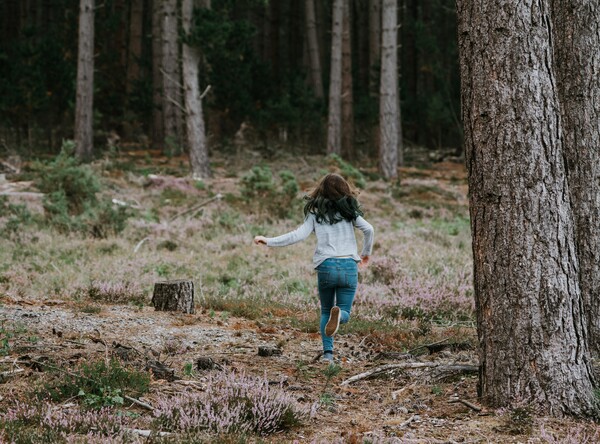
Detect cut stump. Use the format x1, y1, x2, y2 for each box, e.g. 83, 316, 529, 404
152, 280, 195, 314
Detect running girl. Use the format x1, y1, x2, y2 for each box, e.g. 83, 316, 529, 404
254, 173, 374, 362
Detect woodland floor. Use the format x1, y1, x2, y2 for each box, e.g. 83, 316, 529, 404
0, 147, 599, 443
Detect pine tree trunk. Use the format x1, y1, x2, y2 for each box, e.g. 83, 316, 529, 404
182, 0, 211, 179
305, 0, 324, 99
152, 280, 195, 314
457, 0, 596, 416
341, 0, 354, 159
368, 0, 381, 97
355, 0, 370, 93
378, 0, 398, 179
551, 1, 600, 356
126, 0, 144, 94
74, 0, 94, 161
327, 0, 344, 155
161, 0, 183, 151
151, 0, 164, 149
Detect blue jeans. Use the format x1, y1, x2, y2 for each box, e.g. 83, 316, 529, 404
317, 258, 358, 352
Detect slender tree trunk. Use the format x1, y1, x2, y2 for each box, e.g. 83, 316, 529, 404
457, 0, 596, 416
369, 0, 381, 97
404, 0, 417, 143
378, 0, 398, 179
182, 0, 211, 179
327, 0, 344, 155
74, 0, 95, 161
268, 0, 281, 86
341, 0, 354, 159
151, 0, 164, 149
551, 1, 600, 356
126, 0, 144, 94
115, 0, 127, 73
162, 0, 183, 151
355, 0, 370, 92
305, 0, 324, 99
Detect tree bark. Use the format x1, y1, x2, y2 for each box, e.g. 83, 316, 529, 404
151, 0, 164, 149
182, 0, 211, 179
152, 280, 195, 314
305, 0, 324, 99
341, 0, 354, 159
457, 0, 596, 416
551, 1, 600, 356
327, 0, 344, 155
378, 0, 398, 179
161, 0, 183, 151
74, 0, 94, 161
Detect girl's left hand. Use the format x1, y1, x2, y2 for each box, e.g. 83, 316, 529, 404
254, 235, 267, 245
359, 255, 370, 267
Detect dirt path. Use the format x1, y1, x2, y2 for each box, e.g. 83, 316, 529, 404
2, 299, 593, 443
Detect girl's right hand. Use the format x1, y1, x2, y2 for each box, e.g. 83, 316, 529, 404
359, 255, 370, 267
254, 235, 267, 245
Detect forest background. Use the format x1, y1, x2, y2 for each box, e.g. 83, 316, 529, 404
0, 0, 460, 162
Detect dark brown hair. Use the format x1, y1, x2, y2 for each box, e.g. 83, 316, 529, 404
303, 173, 363, 224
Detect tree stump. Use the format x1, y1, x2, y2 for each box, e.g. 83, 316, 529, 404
152, 280, 195, 314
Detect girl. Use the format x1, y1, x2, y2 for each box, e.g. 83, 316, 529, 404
254, 173, 374, 362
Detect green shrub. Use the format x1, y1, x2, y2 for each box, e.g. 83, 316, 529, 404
240, 166, 300, 219
40, 358, 150, 408
0, 196, 38, 239
33, 141, 131, 237
327, 154, 366, 189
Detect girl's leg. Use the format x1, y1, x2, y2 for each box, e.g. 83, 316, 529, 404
337, 262, 358, 324
318, 267, 336, 352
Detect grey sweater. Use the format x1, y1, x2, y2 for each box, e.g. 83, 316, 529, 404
265, 213, 374, 268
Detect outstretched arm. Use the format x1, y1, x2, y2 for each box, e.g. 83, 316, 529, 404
254, 214, 315, 247
354, 216, 374, 266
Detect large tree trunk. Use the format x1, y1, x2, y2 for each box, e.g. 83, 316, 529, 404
341, 0, 354, 159
551, 1, 600, 356
74, 0, 94, 161
182, 0, 211, 179
305, 0, 324, 99
161, 0, 183, 152
327, 0, 344, 155
151, 0, 164, 150
457, 0, 596, 416
378, 0, 398, 179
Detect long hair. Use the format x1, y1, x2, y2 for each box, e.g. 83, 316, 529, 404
303, 173, 363, 224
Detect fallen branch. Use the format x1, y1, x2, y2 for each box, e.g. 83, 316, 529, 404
0, 368, 25, 381
398, 414, 416, 428
340, 362, 439, 386
123, 395, 154, 411
0, 159, 19, 173
340, 362, 478, 386
169, 193, 222, 222
133, 237, 150, 254
448, 397, 483, 412
408, 337, 453, 354
0, 191, 44, 198
124, 428, 172, 438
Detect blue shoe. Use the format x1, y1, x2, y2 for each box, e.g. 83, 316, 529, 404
322, 351, 334, 362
